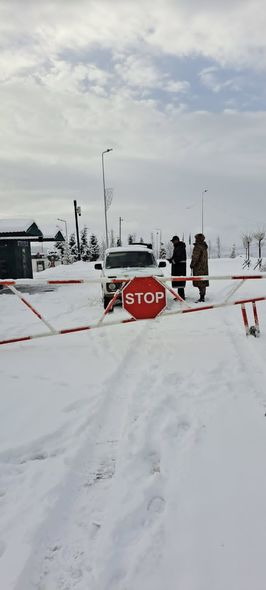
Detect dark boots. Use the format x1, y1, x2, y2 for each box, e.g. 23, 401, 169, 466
178, 288, 185, 300
196, 287, 206, 302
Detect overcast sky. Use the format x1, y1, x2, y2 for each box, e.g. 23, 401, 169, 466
1, 0, 266, 249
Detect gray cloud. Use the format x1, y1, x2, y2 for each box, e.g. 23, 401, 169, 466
0, 0, 266, 247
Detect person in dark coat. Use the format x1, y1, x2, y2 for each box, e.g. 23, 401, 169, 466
168, 235, 187, 300
190, 233, 209, 302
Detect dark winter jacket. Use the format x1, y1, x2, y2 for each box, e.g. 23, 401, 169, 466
169, 241, 187, 288
190, 234, 209, 287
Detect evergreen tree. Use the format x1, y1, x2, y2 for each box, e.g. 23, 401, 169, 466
80, 227, 90, 261
69, 233, 79, 262
62, 242, 73, 264
88, 234, 100, 261
99, 239, 106, 259
139, 236, 144, 243
55, 240, 64, 259
159, 244, 167, 259
56, 240, 72, 264
128, 234, 134, 244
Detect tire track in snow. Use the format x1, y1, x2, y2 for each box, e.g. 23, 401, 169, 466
220, 307, 266, 409
91, 320, 238, 590
15, 321, 155, 590
15, 311, 251, 590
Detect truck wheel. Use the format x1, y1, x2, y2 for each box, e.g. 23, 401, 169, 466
104, 296, 113, 311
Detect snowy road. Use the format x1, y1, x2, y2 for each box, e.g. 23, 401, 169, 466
1, 259, 266, 589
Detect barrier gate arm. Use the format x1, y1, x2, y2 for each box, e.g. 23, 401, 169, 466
223, 279, 246, 303
6, 283, 57, 334
96, 281, 128, 325
1, 273, 266, 288
1, 295, 265, 347
156, 278, 192, 308
1, 274, 266, 347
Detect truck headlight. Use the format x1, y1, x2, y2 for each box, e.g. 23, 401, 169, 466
107, 282, 116, 292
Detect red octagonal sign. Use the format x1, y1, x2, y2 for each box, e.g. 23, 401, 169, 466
122, 276, 166, 320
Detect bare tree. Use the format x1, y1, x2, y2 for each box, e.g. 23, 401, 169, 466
253, 229, 265, 258
159, 243, 167, 259
242, 233, 253, 268
253, 228, 265, 269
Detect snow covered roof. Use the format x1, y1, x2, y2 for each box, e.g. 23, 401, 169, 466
38, 225, 65, 241
0, 219, 37, 234
106, 245, 153, 254
0, 219, 64, 241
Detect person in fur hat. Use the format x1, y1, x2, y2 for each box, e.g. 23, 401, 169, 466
168, 235, 187, 300
190, 233, 209, 302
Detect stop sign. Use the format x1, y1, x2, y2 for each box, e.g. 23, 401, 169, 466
122, 276, 166, 320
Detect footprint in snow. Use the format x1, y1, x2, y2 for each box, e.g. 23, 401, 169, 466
147, 496, 165, 515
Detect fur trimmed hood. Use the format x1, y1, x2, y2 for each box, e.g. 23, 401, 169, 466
194, 233, 207, 246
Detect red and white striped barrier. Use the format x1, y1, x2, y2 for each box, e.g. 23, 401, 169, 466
0, 295, 265, 347
6, 284, 56, 334
1, 273, 266, 287
1, 274, 266, 346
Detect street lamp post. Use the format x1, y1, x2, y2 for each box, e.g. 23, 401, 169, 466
201, 188, 208, 234
57, 218, 68, 244
102, 148, 113, 249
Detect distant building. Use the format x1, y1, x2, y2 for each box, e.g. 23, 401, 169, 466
0, 219, 64, 279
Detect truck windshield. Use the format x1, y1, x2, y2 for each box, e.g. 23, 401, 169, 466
105, 251, 156, 269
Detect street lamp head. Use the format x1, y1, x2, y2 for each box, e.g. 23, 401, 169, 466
102, 148, 113, 155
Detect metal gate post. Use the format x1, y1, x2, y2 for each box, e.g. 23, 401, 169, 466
241, 303, 250, 336
252, 301, 260, 336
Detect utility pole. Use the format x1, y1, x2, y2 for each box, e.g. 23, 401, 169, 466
118, 216, 123, 245
73, 199, 81, 260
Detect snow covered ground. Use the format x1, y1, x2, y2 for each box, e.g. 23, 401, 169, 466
1, 258, 266, 590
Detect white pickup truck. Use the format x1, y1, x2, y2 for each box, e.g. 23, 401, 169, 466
95, 244, 166, 309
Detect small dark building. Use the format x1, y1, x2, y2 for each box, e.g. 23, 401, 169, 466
0, 219, 64, 279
